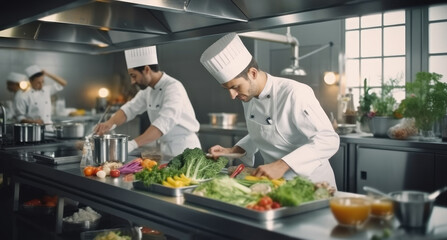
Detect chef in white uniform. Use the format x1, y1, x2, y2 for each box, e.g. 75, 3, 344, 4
95, 46, 201, 158
15, 65, 67, 128
6, 72, 27, 120
201, 33, 339, 187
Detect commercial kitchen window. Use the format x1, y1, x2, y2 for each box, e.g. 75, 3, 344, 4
345, 10, 406, 109
428, 4, 447, 83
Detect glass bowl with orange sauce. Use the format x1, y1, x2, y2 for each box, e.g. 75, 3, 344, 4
370, 196, 394, 219
330, 196, 372, 227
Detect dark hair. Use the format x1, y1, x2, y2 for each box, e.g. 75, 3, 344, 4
29, 72, 44, 81
134, 64, 160, 73
234, 58, 259, 80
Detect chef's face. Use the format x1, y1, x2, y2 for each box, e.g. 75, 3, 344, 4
128, 67, 150, 90
223, 68, 258, 102
30, 75, 44, 90
6, 81, 20, 93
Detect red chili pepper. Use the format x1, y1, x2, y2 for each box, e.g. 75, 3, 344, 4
230, 164, 245, 178
158, 163, 168, 169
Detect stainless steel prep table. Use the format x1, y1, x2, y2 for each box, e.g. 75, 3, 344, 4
2, 148, 447, 240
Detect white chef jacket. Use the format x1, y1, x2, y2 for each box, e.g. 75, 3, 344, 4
15, 84, 63, 126
121, 72, 201, 157
236, 74, 339, 186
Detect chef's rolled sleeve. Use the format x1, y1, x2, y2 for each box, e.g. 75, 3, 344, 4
235, 135, 258, 167
121, 91, 147, 122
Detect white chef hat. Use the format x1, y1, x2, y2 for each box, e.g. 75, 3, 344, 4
25, 65, 42, 78
124, 46, 158, 69
7, 72, 27, 83
200, 32, 252, 84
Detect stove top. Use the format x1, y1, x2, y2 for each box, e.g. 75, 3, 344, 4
0, 137, 65, 151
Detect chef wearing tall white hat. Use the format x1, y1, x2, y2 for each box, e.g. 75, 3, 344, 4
15, 65, 67, 127
95, 46, 201, 158
5, 72, 27, 120
201, 33, 339, 187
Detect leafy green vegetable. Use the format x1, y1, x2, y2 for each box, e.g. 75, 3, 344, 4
134, 166, 181, 186
268, 176, 315, 207
173, 148, 228, 182
193, 176, 259, 207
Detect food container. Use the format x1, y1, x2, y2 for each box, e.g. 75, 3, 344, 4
336, 124, 356, 135
13, 123, 45, 143
368, 117, 402, 138
389, 190, 435, 228
208, 113, 238, 127
54, 122, 85, 139
92, 134, 128, 164
329, 196, 372, 227
63, 218, 100, 232
370, 196, 394, 219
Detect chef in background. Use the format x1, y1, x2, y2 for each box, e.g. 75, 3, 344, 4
15, 65, 67, 128
5, 72, 27, 120
201, 33, 339, 187
94, 46, 201, 158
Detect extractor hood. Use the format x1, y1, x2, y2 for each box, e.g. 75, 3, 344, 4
0, 0, 444, 55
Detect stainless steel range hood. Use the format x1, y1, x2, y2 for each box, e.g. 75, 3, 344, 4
0, 0, 444, 55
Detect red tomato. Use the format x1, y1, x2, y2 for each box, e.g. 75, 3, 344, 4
110, 169, 120, 178
271, 201, 281, 209
258, 196, 273, 207
92, 166, 103, 175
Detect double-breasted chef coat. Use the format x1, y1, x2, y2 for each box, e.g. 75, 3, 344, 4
236, 74, 339, 188
15, 83, 63, 128
121, 73, 201, 158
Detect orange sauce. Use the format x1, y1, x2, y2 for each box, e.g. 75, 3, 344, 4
371, 199, 393, 217
330, 197, 371, 226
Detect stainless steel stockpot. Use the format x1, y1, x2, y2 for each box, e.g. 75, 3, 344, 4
92, 134, 128, 165
13, 123, 45, 143
208, 113, 238, 127
54, 122, 85, 139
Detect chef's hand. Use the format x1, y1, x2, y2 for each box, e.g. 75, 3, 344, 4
252, 159, 290, 180
94, 122, 114, 135
208, 145, 231, 160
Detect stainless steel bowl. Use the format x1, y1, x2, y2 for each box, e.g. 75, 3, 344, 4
389, 190, 435, 228
208, 113, 238, 127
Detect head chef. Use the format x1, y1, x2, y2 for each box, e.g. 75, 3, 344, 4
14, 65, 67, 126
201, 33, 339, 187
94, 46, 201, 158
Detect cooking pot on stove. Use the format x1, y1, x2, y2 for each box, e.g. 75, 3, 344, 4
14, 123, 45, 143
54, 122, 85, 139
92, 134, 128, 164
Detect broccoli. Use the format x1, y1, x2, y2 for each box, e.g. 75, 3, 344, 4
176, 148, 228, 182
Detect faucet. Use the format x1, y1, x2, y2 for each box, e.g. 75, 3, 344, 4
0, 104, 6, 139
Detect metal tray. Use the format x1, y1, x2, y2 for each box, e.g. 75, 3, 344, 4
133, 181, 198, 197
183, 189, 329, 221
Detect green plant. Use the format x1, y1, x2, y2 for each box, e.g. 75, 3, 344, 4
371, 77, 401, 117
398, 72, 447, 131
358, 78, 378, 122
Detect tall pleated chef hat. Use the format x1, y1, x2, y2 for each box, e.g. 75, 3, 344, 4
200, 32, 252, 84
25, 65, 42, 78
7, 72, 27, 83
124, 46, 158, 69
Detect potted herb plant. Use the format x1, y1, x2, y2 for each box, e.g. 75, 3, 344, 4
357, 78, 377, 132
398, 72, 447, 141
366, 77, 403, 137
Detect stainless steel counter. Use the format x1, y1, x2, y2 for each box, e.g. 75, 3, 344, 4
2, 147, 447, 240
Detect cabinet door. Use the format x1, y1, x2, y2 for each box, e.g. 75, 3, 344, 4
356, 147, 435, 194
435, 154, 447, 206
329, 143, 347, 191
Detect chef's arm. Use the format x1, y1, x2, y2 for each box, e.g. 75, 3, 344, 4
252, 159, 290, 179
95, 109, 127, 135
132, 125, 163, 148
44, 71, 67, 87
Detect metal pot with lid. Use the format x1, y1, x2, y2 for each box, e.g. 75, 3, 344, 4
92, 134, 128, 165
13, 123, 45, 143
